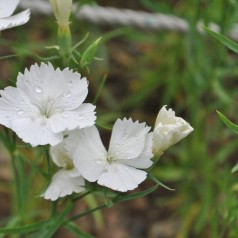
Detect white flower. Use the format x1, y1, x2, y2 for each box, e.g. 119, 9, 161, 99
65, 118, 153, 192
0, 0, 30, 31
153, 105, 194, 155
42, 142, 85, 201
0, 62, 96, 146
49, 0, 72, 27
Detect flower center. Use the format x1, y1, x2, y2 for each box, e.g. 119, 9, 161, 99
40, 101, 55, 118
106, 154, 113, 164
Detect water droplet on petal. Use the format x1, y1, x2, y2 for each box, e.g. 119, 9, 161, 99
64, 91, 71, 98
68, 81, 73, 88
18, 110, 24, 116
90, 166, 94, 170
35, 86, 42, 94
95, 160, 103, 165
63, 113, 68, 118
78, 116, 84, 120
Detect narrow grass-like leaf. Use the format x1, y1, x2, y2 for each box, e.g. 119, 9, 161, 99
0, 54, 19, 60
71, 32, 89, 51
113, 184, 158, 203
217, 111, 238, 135
85, 194, 104, 229
80, 37, 101, 68
35, 54, 60, 61
232, 162, 238, 173
204, 27, 238, 53
93, 74, 107, 104
65, 222, 95, 238
148, 173, 175, 191
35, 202, 73, 238
67, 204, 106, 223
0, 219, 53, 234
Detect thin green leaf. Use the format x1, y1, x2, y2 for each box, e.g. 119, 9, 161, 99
71, 32, 89, 51
232, 162, 238, 173
66, 204, 106, 223
0, 54, 19, 60
18, 154, 48, 178
101, 27, 131, 43
45, 45, 60, 50
80, 37, 101, 68
148, 173, 175, 191
35, 54, 60, 61
35, 202, 73, 238
204, 26, 238, 53
0, 220, 53, 234
113, 185, 158, 203
65, 222, 95, 238
93, 74, 107, 104
85, 194, 104, 229
217, 110, 238, 135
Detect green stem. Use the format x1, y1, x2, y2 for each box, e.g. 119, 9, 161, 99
45, 146, 51, 179
72, 189, 94, 202
44, 146, 58, 217
11, 152, 23, 221
65, 204, 106, 223
58, 25, 71, 65
147, 155, 160, 173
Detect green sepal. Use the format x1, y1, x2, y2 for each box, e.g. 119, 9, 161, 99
80, 37, 101, 68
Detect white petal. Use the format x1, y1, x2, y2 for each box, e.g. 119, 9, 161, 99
49, 103, 96, 133
10, 117, 63, 146
97, 163, 147, 192
153, 105, 194, 155
0, 86, 63, 146
0, 0, 19, 18
0, 86, 24, 127
60, 69, 88, 110
16, 62, 67, 102
65, 126, 107, 182
155, 105, 176, 126
50, 142, 74, 169
118, 133, 153, 169
68, 167, 82, 177
109, 118, 151, 160
0, 9, 30, 31
42, 169, 85, 201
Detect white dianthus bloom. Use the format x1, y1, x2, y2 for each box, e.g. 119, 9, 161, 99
42, 142, 85, 201
0, 62, 96, 146
0, 0, 30, 31
153, 105, 194, 155
65, 118, 153, 192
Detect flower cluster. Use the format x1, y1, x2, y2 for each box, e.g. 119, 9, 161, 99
0, 2, 193, 200
0, 62, 193, 200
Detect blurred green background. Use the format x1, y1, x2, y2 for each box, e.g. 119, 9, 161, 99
1, 0, 238, 237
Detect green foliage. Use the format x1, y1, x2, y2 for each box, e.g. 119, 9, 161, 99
217, 111, 238, 135
204, 27, 238, 53
79, 37, 102, 68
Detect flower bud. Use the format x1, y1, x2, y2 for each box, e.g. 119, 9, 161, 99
49, 0, 72, 27
152, 106, 194, 155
